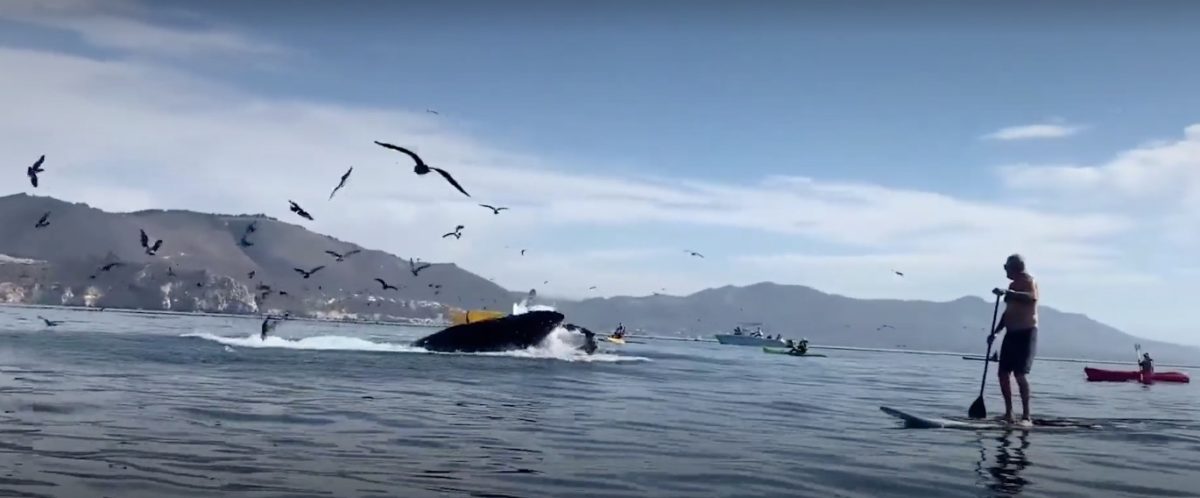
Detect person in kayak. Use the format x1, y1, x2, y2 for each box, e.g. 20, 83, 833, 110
793, 338, 809, 355
990, 254, 1039, 424
612, 323, 626, 339
1139, 352, 1154, 377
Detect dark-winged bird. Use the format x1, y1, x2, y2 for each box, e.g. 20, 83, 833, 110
374, 141, 470, 197
140, 229, 163, 256
893, 270, 905, 277
521, 249, 526, 256
247, 270, 256, 279
34, 211, 50, 228
294, 265, 325, 279
27, 155, 45, 188
409, 258, 432, 277
442, 225, 464, 239
480, 204, 508, 215
684, 250, 704, 258
89, 262, 123, 279
329, 167, 353, 200
374, 278, 398, 291
239, 221, 257, 247
288, 200, 313, 221
168, 266, 175, 277
325, 249, 361, 262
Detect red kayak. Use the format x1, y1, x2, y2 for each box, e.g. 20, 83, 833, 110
1084, 367, 1190, 384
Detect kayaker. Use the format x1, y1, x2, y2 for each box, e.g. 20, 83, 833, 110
989, 253, 1039, 424
1139, 353, 1154, 376
612, 323, 626, 339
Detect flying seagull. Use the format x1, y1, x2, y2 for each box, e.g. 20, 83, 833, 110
27, 155, 45, 188
520, 249, 526, 256
684, 250, 704, 258
325, 249, 361, 262
442, 225, 464, 239
239, 221, 257, 247
247, 270, 256, 279
480, 204, 508, 215
409, 258, 432, 277
38, 316, 63, 327
892, 270, 905, 277
294, 265, 325, 279
34, 211, 50, 228
589, 286, 597, 290
140, 229, 163, 256
426, 109, 439, 115
373, 278, 398, 291
329, 166, 353, 200
374, 141, 470, 197
288, 200, 313, 221
90, 262, 123, 279
168, 266, 176, 277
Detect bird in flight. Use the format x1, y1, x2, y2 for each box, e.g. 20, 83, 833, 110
27, 155, 45, 188
140, 229, 163, 256
325, 249, 361, 262
684, 250, 704, 258
877, 324, 896, 331
168, 266, 176, 277
589, 286, 597, 290
294, 265, 325, 279
520, 249, 526, 256
426, 109, 439, 115
409, 258, 432, 277
892, 270, 905, 277
480, 204, 508, 215
373, 278, 398, 291
288, 200, 313, 221
247, 270, 256, 279
34, 211, 50, 228
374, 141, 470, 197
329, 166, 353, 200
89, 262, 122, 279
442, 225, 464, 239
239, 221, 257, 247
38, 316, 63, 327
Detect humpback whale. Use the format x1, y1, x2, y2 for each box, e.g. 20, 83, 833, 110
413, 310, 565, 353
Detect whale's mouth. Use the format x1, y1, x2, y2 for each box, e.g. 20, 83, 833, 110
413, 310, 566, 353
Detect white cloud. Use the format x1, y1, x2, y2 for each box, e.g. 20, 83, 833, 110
0, 0, 283, 57
982, 123, 1084, 141
1001, 124, 1200, 201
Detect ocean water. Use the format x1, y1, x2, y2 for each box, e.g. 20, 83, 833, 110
1, 306, 1198, 498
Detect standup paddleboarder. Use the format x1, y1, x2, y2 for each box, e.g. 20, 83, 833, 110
989, 254, 1039, 424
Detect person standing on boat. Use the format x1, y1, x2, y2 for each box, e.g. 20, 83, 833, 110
989, 254, 1039, 424
1138, 352, 1154, 380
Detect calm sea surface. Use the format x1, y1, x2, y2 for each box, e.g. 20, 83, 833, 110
2, 306, 1197, 497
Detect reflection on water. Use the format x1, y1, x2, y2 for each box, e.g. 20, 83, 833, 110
976, 431, 1031, 496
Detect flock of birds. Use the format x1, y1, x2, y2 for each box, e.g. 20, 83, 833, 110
21, 144, 912, 337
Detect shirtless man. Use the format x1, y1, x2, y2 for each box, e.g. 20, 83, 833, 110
989, 254, 1039, 424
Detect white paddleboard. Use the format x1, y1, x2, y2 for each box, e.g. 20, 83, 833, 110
880, 406, 1037, 430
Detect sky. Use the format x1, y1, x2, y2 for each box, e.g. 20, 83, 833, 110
2, 0, 1199, 344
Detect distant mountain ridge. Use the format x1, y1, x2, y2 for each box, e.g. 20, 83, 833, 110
2, 193, 1194, 364
0, 193, 512, 321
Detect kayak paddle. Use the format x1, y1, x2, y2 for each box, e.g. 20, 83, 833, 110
968, 290, 1005, 419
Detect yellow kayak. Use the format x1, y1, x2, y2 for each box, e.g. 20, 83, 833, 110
606, 336, 626, 344
449, 309, 505, 326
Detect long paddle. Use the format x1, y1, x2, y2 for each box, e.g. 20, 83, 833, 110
968, 290, 1005, 419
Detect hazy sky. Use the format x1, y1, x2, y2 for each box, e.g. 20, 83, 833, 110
3, 0, 1199, 344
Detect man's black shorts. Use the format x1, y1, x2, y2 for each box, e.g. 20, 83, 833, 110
999, 327, 1037, 375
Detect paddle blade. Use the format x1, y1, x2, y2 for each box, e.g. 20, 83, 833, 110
967, 396, 986, 419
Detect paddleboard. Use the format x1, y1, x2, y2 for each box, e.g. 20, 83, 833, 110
881, 407, 1094, 430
